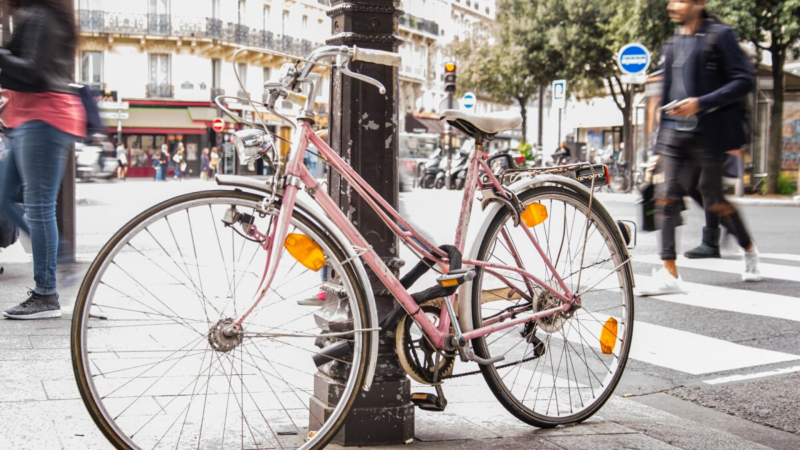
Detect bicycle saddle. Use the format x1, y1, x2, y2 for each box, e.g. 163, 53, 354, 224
440, 109, 522, 139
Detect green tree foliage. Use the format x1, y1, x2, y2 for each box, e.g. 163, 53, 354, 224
552, 0, 671, 160
708, 0, 800, 194
450, 0, 566, 144
450, 0, 672, 153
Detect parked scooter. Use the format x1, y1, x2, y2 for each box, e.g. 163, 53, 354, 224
419, 150, 444, 189
434, 147, 470, 189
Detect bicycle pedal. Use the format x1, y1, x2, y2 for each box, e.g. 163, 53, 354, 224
411, 393, 447, 412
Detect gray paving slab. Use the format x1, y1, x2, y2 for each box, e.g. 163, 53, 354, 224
600, 395, 774, 450
634, 393, 800, 450
543, 432, 682, 450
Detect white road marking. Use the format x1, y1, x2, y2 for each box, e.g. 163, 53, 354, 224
634, 273, 800, 323
759, 253, 800, 263
565, 313, 799, 375
704, 365, 800, 385
634, 254, 800, 282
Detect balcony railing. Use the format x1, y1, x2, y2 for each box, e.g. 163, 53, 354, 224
398, 13, 439, 36
78, 10, 325, 57
146, 83, 174, 99
148, 13, 170, 35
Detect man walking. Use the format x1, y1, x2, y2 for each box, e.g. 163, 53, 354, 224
638, 0, 760, 296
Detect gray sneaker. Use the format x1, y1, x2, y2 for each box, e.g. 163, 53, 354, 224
3, 291, 62, 319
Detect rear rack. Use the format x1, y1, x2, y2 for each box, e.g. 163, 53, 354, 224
496, 162, 610, 188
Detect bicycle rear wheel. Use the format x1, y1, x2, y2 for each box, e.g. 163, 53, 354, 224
72, 190, 374, 450
471, 185, 634, 427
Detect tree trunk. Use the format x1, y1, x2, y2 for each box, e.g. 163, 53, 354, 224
767, 47, 785, 195
518, 96, 528, 144
621, 86, 634, 165
538, 85, 544, 151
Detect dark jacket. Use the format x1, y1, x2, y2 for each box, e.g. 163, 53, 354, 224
659, 21, 754, 155
0, 5, 76, 94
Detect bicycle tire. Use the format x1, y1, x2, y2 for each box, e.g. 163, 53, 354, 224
471, 184, 634, 427
72, 189, 374, 450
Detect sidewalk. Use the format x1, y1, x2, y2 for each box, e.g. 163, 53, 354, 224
0, 258, 781, 450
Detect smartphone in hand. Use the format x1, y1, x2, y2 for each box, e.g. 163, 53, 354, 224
661, 100, 679, 112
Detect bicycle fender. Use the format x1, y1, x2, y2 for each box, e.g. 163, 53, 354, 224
458, 175, 634, 334
215, 175, 380, 391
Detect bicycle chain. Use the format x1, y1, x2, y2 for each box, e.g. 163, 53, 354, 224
442, 354, 542, 380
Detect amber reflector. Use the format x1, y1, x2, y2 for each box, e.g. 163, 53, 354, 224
600, 317, 618, 355
520, 203, 548, 227
284, 233, 326, 271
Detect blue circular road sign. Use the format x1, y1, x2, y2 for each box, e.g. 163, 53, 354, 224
462, 92, 477, 109
618, 43, 651, 75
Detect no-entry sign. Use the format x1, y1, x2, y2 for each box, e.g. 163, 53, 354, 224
212, 118, 224, 132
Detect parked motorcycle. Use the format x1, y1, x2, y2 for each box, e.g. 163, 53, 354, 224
76, 139, 118, 181
419, 150, 444, 189
434, 147, 470, 190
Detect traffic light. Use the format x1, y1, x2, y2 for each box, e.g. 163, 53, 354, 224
444, 62, 456, 94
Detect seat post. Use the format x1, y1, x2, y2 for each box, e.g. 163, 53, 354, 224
474, 132, 485, 154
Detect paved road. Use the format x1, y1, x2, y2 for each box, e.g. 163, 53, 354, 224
1, 178, 799, 449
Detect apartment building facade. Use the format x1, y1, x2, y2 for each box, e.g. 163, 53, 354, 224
76, 0, 514, 177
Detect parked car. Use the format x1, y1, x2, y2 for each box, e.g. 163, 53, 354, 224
76, 139, 117, 181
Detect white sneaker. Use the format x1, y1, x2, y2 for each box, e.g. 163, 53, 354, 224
742, 245, 761, 282
636, 268, 685, 296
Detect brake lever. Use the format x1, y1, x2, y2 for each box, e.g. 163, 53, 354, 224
339, 62, 387, 95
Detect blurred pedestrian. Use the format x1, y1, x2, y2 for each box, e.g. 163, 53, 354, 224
150, 149, 161, 181
553, 141, 571, 165
0, 0, 85, 319
158, 144, 170, 181
200, 147, 210, 181
210, 146, 220, 177
116, 141, 127, 181
173, 142, 186, 181
638, 0, 759, 296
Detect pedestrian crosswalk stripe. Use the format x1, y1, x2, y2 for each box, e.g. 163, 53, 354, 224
759, 253, 800, 263
562, 311, 798, 376
704, 365, 800, 385
633, 254, 798, 282
628, 321, 798, 375
634, 273, 800, 322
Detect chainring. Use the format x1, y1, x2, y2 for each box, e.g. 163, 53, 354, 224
395, 300, 456, 385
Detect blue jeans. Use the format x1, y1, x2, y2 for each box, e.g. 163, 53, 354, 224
0, 121, 77, 295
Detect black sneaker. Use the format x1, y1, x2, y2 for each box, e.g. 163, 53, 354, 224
3, 291, 62, 319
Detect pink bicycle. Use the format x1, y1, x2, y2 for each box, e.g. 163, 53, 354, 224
72, 45, 635, 450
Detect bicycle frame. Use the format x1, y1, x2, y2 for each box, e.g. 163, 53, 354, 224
235, 120, 579, 352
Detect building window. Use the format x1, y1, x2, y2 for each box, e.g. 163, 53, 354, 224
263, 67, 271, 86
302, 15, 308, 30
238, 0, 246, 25
212, 58, 222, 88
212, 0, 220, 19
237, 63, 248, 95
149, 53, 171, 98
263, 5, 271, 30
80, 51, 102, 88
282, 11, 289, 35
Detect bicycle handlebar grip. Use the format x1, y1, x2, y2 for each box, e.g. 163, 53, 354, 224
352, 46, 401, 67
286, 91, 319, 109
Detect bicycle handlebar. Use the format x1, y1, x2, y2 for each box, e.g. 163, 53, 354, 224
352, 46, 402, 67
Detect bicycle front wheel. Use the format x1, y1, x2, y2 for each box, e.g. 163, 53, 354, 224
471, 185, 634, 427
72, 190, 374, 450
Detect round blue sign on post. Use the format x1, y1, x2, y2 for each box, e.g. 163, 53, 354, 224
617, 43, 651, 75
462, 92, 477, 109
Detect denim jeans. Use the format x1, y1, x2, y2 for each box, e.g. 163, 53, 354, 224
657, 129, 752, 260
0, 121, 77, 295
